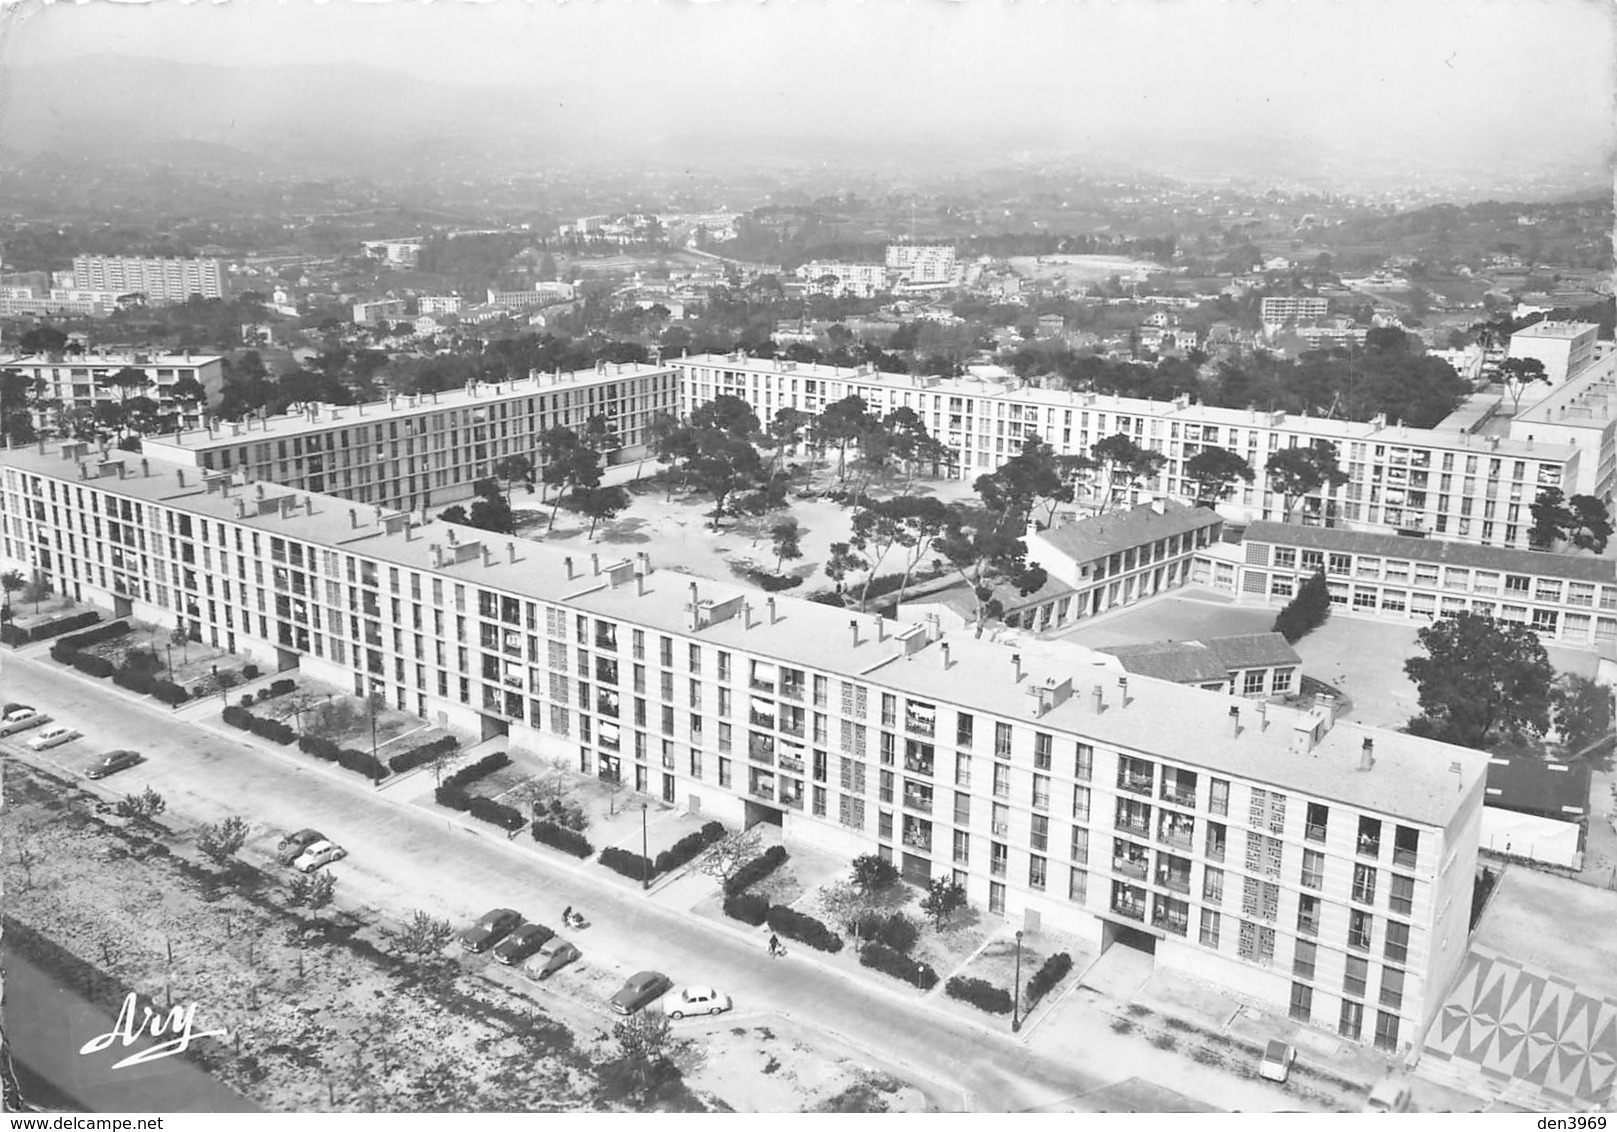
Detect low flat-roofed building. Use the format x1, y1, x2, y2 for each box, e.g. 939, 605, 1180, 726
0, 349, 223, 432
1096, 633, 1301, 698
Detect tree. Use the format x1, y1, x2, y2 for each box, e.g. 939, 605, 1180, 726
890, 496, 954, 606
824, 540, 866, 595
814, 395, 875, 483
440, 504, 469, 525
690, 394, 759, 439
1567, 494, 1614, 554
611, 1011, 675, 1102
936, 505, 1048, 638
1530, 487, 1569, 550
492, 454, 534, 502
1530, 489, 1613, 553
1265, 443, 1348, 522
761, 407, 811, 478
1184, 446, 1255, 505
1500, 356, 1549, 414
115, 786, 167, 825
17, 326, 68, 355
818, 880, 882, 942
271, 689, 325, 734
687, 429, 764, 530
919, 877, 967, 930
1404, 612, 1555, 749
976, 434, 1067, 530
638, 410, 681, 481
386, 910, 456, 961
770, 516, 802, 574
696, 826, 765, 887
97, 366, 150, 437
0, 569, 23, 619
467, 478, 517, 534
1272, 568, 1331, 643
194, 815, 249, 868
576, 483, 630, 539
1090, 433, 1167, 511
169, 374, 209, 420
0, 368, 38, 446
850, 853, 900, 896
1553, 674, 1614, 754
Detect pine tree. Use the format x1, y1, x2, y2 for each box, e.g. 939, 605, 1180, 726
1273, 568, 1331, 643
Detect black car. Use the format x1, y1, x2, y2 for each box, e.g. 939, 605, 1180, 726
276, 828, 326, 865
85, 749, 144, 779
460, 908, 522, 953
492, 922, 554, 965
610, 970, 673, 1015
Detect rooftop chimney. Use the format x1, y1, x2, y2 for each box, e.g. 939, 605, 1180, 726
176, 469, 186, 487
349, 508, 359, 529
591, 553, 600, 576
1256, 702, 1268, 731
482, 546, 493, 566
741, 602, 754, 629
1118, 675, 1130, 706
1228, 704, 1241, 739
941, 642, 952, 669
637, 551, 651, 574
140, 458, 149, 477
1359, 737, 1375, 771
766, 597, 777, 624
1092, 685, 1104, 714
849, 619, 861, 648
506, 541, 517, 563
564, 556, 575, 580
876, 616, 887, 643
1011, 653, 1023, 682
636, 573, 646, 596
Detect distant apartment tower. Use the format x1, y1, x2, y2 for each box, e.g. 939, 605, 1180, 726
886, 244, 959, 287
0, 349, 224, 432
797, 261, 887, 299
352, 299, 408, 326
1260, 296, 1330, 326
1508, 321, 1599, 385
361, 239, 424, 268
71, 256, 226, 304
485, 283, 577, 310
418, 295, 463, 316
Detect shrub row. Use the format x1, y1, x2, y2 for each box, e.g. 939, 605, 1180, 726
724, 844, 788, 896
653, 820, 727, 876
1, 609, 100, 646
386, 734, 460, 775
262, 677, 295, 697
220, 704, 296, 745
441, 751, 510, 791
70, 652, 116, 678
52, 620, 130, 657
598, 845, 655, 882
109, 664, 189, 704
296, 735, 388, 780
859, 941, 939, 990
1024, 952, 1074, 1011
149, 680, 190, 706
764, 905, 844, 954
945, 975, 1013, 1015
723, 892, 770, 925
467, 794, 526, 832
743, 569, 802, 592
532, 820, 594, 858
854, 911, 920, 955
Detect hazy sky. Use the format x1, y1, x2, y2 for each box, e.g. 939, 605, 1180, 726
1, 0, 1614, 180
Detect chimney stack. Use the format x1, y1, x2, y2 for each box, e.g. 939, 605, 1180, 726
1228, 705, 1241, 739
1118, 675, 1129, 706
636, 573, 646, 596
1092, 685, 1104, 714
941, 642, 952, 669
140, 458, 149, 477
176, 469, 186, 487
1011, 653, 1022, 682
482, 547, 493, 566
849, 619, 861, 648
1256, 702, 1268, 731
564, 556, 575, 580
741, 602, 754, 629
1359, 737, 1375, 771
876, 616, 887, 643
349, 508, 359, 529
507, 542, 517, 563
591, 553, 600, 576
766, 597, 777, 624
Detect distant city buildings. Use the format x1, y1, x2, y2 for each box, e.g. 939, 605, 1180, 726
0, 349, 223, 432
797, 261, 887, 299
485, 282, 577, 310
418, 295, 463, 316
70, 255, 226, 303
886, 244, 960, 290
352, 298, 408, 326
361, 239, 425, 269
1260, 295, 1330, 328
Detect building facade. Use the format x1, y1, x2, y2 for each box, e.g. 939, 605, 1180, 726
353, 299, 408, 326
796, 262, 887, 299
0, 351, 224, 432
1509, 321, 1599, 385
674, 353, 1581, 552
70, 256, 226, 303
1260, 296, 1330, 326
140, 363, 681, 512
1201, 520, 1617, 655
0, 438, 1489, 1055
1508, 351, 1617, 502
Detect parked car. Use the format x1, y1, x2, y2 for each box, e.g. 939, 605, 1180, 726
1364, 1077, 1413, 1113
665, 985, 731, 1019
277, 828, 326, 864
292, 840, 347, 873
492, 922, 553, 966
28, 724, 80, 750
0, 707, 49, 736
85, 749, 144, 779
460, 908, 522, 953
609, 970, 673, 1015
1259, 1039, 1296, 1083
523, 937, 580, 981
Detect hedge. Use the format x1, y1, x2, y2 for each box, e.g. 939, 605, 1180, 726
722, 892, 770, 926
532, 820, 594, 858
70, 652, 116, 678
113, 667, 156, 694
854, 911, 920, 955
442, 751, 510, 791
222, 705, 253, 729
724, 844, 788, 896
945, 975, 1013, 1015
246, 714, 296, 745
1024, 952, 1073, 1011
466, 794, 525, 831
0, 625, 25, 647
598, 845, 655, 882
859, 942, 939, 990
335, 747, 388, 781
435, 784, 472, 811
387, 734, 460, 774
765, 905, 844, 954
150, 680, 190, 706
54, 620, 130, 656
653, 820, 727, 876
3, 609, 100, 646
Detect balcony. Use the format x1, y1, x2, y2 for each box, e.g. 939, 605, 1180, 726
778, 755, 805, 775
1112, 856, 1149, 880
1305, 823, 1327, 843
749, 784, 776, 802
1110, 895, 1146, 922
748, 710, 777, 730
902, 791, 933, 814
1206, 838, 1226, 863
1393, 846, 1418, 869
1116, 817, 1150, 838
1159, 786, 1197, 808
991, 821, 1009, 837
1155, 869, 1191, 894
1117, 773, 1153, 796
903, 757, 934, 777
902, 828, 932, 853
1358, 835, 1381, 858
1151, 909, 1189, 936
990, 858, 1007, 878
1157, 822, 1194, 851
780, 791, 804, 811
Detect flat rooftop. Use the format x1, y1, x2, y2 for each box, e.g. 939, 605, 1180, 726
1242, 520, 1617, 584
1514, 350, 1617, 427
144, 362, 676, 451
1512, 321, 1600, 341
0, 351, 223, 366
0, 440, 1491, 827
677, 353, 1576, 462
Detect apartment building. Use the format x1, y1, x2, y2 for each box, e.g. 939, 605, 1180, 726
0, 350, 224, 432
361, 239, 424, 268
139, 363, 681, 513
1260, 296, 1330, 326
486, 283, 577, 310
1509, 321, 1600, 385
1204, 521, 1617, 654
0, 438, 1489, 1054
1508, 350, 1617, 501
71, 256, 226, 303
796, 262, 887, 299
675, 353, 1581, 552
418, 295, 463, 316
352, 299, 408, 326
886, 244, 959, 288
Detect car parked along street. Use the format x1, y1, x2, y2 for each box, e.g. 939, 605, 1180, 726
460, 908, 522, 953
28, 724, 80, 750
492, 922, 553, 965
85, 749, 144, 779
609, 970, 673, 1015
276, 828, 326, 864
523, 938, 580, 981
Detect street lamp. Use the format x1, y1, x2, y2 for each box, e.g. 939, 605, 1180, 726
370, 693, 381, 789
640, 801, 649, 891
212, 664, 226, 705
1011, 929, 1025, 1033
165, 643, 173, 681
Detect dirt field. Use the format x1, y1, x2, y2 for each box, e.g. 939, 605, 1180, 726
1473, 864, 1617, 999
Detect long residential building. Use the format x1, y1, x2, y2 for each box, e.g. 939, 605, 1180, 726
674, 352, 1583, 552
0, 436, 1489, 1056
140, 363, 681, 512
70, 255, 227, 303
0, 350, 224, 432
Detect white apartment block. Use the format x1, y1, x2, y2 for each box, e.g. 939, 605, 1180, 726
675, 353, 1581, 552
0, 438, 1490, 1055
353, 298, 408, 326
71, 256, 226, 303
1509, 350, 1617, 502
1199, 521, 1617, 656
418, 295, 463, 316
361, 239, 424, 268
1260, 296, 1330, 326
139, 363, 681, 513
0, 350, 224, 432
1509, 321, 1600, 385
486, 283, 577, 309
797, 261, 887, 299
886, 244, 959, 288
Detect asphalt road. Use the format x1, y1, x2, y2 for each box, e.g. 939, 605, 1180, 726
3, 650, 1194, 1113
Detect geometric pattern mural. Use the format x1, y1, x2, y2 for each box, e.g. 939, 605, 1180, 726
1424, 947, 1617, 1109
